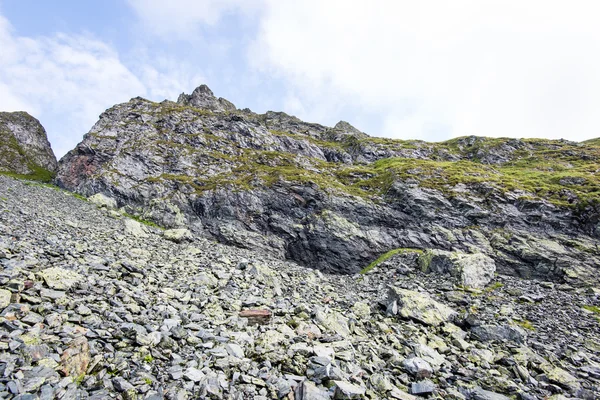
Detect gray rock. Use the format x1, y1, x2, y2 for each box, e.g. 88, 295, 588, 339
163, 228, 193, 243
467, 387, 511, 400
410, 380, 437, 396
295, 380, 331, 400
403, 357, 433, 378
470, 324, 526, 344
88, 193, 117, 209
0, 111, 57, 175
421, 250, 496, 289
387, 286, 457, 326
0, 288, 11, 308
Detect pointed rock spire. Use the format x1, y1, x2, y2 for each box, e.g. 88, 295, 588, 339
177, 84, 236, 112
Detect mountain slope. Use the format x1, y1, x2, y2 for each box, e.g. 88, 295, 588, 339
56, 85, 600, 285
0, 111, 57, 181
0, 175, 598, 399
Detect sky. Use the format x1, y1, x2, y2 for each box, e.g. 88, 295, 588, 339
1, 1, 600, 158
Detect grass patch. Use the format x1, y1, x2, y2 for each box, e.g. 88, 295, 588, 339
484, 282, 504, 292
582, 305, 600, 314
143, 354, 154, 363
122, 212, 163, 229
514, 319, 535, 331
360, 248, 423, 274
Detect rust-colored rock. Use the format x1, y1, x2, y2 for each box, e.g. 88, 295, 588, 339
239, 309, 272, 325
60, 336, 90, 377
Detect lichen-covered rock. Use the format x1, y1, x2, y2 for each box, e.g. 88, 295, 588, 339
38, 267, 82, 291
88, 193, 117, 209
386, 286, 457, 326
163, 228, 193, 243
0, 111, 57, 178
0, 289, 11, 309
420, 250, 496, 289
60, 337, 90, 377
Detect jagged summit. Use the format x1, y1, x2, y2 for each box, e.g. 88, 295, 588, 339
176, 84, 237, 112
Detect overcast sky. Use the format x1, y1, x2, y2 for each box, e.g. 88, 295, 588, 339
1, 1, 600, 158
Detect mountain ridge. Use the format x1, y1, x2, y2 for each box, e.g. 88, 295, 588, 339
53, 85, 600, 285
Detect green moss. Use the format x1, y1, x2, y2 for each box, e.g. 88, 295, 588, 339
360, 248, 423, 274
583, 305, 600, 314
122, 212, 162, 229
514, 319, 535, 331
484, 282, 504, 292
143, 354, 154, 363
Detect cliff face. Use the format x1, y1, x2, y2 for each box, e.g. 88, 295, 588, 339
56, 85, 600, 284
0, 111, 58, 180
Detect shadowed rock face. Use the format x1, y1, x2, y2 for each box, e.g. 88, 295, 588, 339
55, 85, 600, 284
0, 111, 57, 177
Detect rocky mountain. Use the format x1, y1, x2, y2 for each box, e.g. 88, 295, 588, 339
56, 85, 600, 287
0, 112, 57, 180
0, 175, 598, 399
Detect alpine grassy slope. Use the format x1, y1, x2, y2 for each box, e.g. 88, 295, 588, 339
0, 85, 599, 399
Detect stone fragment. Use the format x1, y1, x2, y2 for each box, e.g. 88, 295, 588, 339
0, 289, 11, 308
295, 380, 331, 400
470, 324, 526, 344
60, 337, 90, 377
124, 219, 148, 237
403, 357, 433, 378
468, 387, 511, 400
239, 309, 272, 325
410, 380, 436, 396
38, 267, 82, 290
333, 380, 365, 399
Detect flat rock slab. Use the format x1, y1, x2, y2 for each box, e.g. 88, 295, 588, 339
387, 286, 457, 326
239, 309, 272, 325
38, 267, 82, 290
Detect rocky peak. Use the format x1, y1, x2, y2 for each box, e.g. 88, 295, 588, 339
334, 120, 366, 136
177, 84, 237, 112
0, 111, 57, 180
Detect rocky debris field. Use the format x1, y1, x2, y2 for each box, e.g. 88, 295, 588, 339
0, 175, 599, 399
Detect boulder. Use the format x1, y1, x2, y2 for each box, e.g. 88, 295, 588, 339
387, 286, 457, 326
470, 324, 526, 344
38, 267, 82, 291
420, 250, 496, 289
123, 219, 148, 237
163, 228, 193, 243
88, 193, 117, 209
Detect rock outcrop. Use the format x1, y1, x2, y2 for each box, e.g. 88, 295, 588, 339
0, 111, 57, 179
55, 85, 600, 288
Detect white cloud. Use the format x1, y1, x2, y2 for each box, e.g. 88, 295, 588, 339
126, 0, 262, 38
0, 15, 146, 157
0, 14, 209, 158
252, 0, 600, 141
